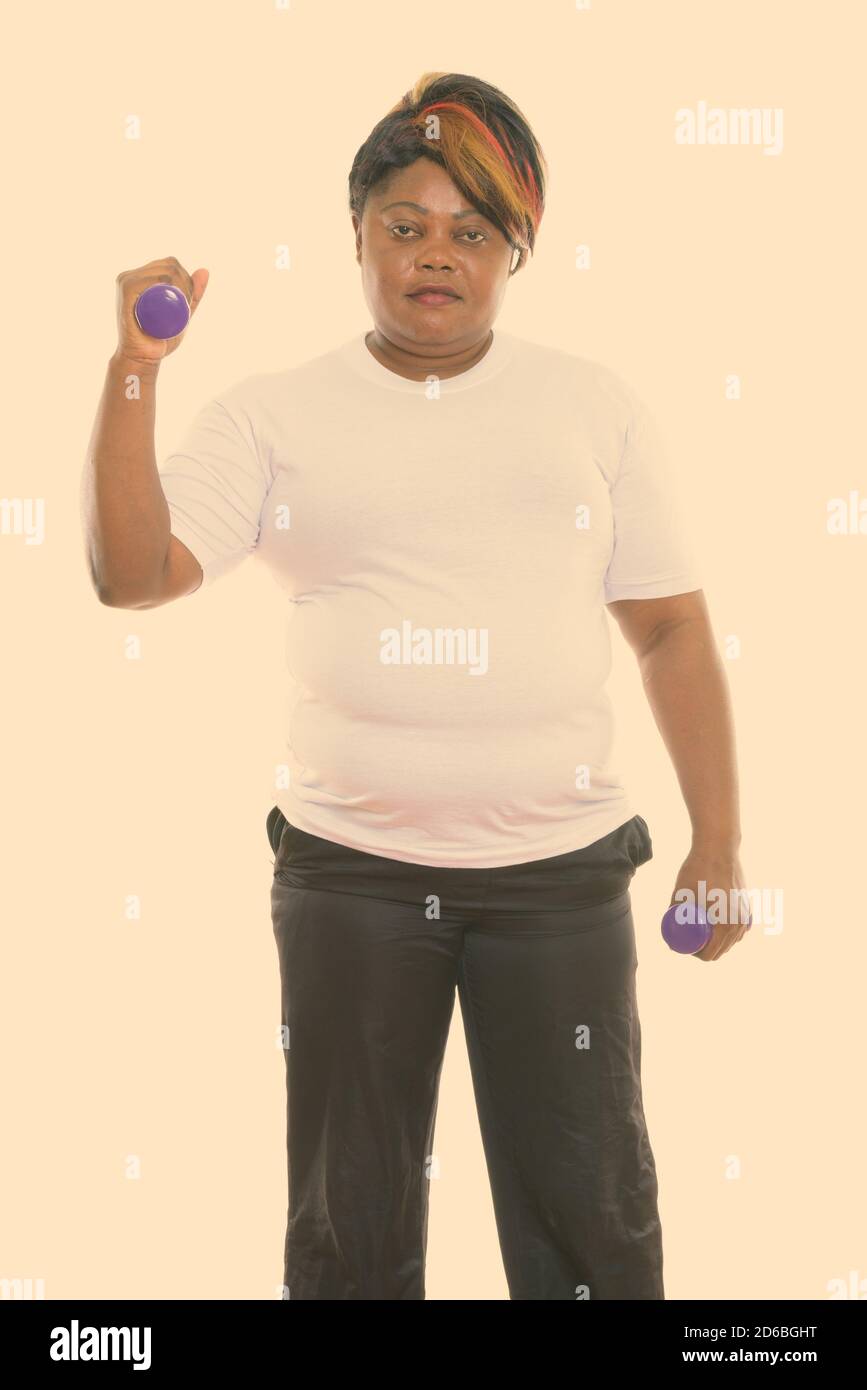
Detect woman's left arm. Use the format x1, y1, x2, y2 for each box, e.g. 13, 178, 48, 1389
606, 588, 752, 962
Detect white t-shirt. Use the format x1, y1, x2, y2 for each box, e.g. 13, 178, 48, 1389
159, 328, 701, 867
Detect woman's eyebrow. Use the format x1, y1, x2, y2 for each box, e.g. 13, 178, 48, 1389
380, 200, 487, 221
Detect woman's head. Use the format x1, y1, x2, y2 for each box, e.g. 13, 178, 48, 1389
349, 73, 547, 354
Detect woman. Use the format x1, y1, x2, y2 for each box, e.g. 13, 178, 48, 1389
87, 72, 749, 1300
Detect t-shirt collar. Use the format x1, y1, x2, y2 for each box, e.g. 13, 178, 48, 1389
338, 327, 514, 393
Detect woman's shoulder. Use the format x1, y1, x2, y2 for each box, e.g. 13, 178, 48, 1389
205, 345, 345, 420
502, 332, 640, 424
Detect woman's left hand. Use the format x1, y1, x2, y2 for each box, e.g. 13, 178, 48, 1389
670, 844, 752, 962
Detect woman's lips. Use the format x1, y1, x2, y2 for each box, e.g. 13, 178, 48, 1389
408, 291, 461, 306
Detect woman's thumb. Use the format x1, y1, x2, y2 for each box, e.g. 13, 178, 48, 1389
190, 268, 209, 308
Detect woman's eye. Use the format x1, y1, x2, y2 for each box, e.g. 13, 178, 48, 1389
389, 225, 486, 244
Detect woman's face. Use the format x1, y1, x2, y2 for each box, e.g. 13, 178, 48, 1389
352, 157, 518, 353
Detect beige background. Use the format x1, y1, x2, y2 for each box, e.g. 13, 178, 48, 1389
2, 0, 864, 1300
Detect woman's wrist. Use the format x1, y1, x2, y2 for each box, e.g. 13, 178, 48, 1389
690, 826, 742, 854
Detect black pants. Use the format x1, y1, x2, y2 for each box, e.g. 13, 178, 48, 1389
267, 807, 663, 1301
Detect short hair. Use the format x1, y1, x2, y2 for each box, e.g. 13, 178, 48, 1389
348, 72, 548, 273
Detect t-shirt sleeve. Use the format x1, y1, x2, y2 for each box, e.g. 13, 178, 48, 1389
158, 380, 271, 590
602, 378, 703, 603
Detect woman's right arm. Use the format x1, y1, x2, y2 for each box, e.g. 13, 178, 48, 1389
81, 257, 209, 608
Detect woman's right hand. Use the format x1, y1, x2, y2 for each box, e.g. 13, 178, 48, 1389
114, 257, 209, 366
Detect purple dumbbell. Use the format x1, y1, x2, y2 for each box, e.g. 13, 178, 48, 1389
661, 900, 712, 954
662, 899, 752, 954
133, 283, 190, 339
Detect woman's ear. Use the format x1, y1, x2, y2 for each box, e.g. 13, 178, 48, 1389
351, 213, 363, 265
